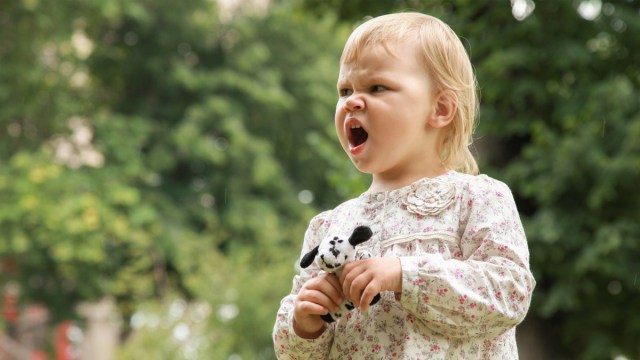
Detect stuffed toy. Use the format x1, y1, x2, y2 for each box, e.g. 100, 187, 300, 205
299, 225, 381, 323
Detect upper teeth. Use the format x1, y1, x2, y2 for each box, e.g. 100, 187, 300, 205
350, 125, 361, 129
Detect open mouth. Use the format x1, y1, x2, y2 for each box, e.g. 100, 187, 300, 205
348, 125, 368, 148
320, 255, 338, 270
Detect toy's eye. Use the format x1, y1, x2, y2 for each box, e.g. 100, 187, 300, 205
333, 236, 339, 240
338, 240, 343, 243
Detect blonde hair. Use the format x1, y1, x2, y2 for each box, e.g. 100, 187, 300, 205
341, 12, 479, 175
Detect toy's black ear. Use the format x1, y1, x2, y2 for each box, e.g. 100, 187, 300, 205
299, 246, 319, 268
348, 226, 373, 246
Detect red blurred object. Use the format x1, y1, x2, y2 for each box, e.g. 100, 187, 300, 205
55, 322, 74, 360
31, 349, 48, 360
2, 293, 19, 322
2, 285, 20, 339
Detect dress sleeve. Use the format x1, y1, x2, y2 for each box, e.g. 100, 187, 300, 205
399, 177, 536, 339
273, 211, 335, 359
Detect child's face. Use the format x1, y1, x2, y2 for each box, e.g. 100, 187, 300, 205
335, 41, 439, 180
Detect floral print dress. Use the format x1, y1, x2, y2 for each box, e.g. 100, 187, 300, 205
273, 171, 536, 359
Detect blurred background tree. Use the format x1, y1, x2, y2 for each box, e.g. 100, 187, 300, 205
1, 0, 638, 359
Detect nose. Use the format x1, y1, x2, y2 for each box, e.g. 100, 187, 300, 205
342, 94, 365, 112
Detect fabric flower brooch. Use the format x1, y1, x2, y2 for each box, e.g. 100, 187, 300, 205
403, 178, 456, 216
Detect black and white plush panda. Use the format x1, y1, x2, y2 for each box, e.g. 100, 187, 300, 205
299, 225, 381, 323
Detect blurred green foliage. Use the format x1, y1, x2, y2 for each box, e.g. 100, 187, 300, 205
1, 0, 639, 359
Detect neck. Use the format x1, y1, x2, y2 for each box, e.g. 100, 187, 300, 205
368, 164, 450, 193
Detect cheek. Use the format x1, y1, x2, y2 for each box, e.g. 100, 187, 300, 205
334, 109, 347, 140
335, 101, 345, 123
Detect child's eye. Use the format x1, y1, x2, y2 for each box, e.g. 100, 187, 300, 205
371, 85, 387, 92
339, 88, 353, 97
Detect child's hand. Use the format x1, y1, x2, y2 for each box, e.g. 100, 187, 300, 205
293, 273, 344, 338
339, 257, 402, 312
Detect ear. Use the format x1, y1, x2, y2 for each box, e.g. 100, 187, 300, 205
428, 90, 457, 129
299, 246, 319, 268
348, 226, 373, 246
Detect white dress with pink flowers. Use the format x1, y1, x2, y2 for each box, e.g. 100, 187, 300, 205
273, 171, 535, 359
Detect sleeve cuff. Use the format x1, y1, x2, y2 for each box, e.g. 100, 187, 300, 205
287, 317, 333, 353
400, 256, 420, 315
399, 255, 444, 315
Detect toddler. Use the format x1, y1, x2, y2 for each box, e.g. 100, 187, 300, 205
273, 12, 535, 359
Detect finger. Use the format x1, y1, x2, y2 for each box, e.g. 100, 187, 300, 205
298, 289, 342, 314
338, 261, 354, 284
349, 272, 373, 308
359, 281, 380, 312
339, 260, 362, 284
317, 274, 345, 309
340, 263, 365, 303
295, 297, 329, 316
323, 273, 345, 304
304, 274, 341, 296
301, 277, 344, 312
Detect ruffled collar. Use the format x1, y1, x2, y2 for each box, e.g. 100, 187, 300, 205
360, 171, 457, 216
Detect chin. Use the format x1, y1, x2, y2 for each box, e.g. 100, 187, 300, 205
349, 160, 375, 175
